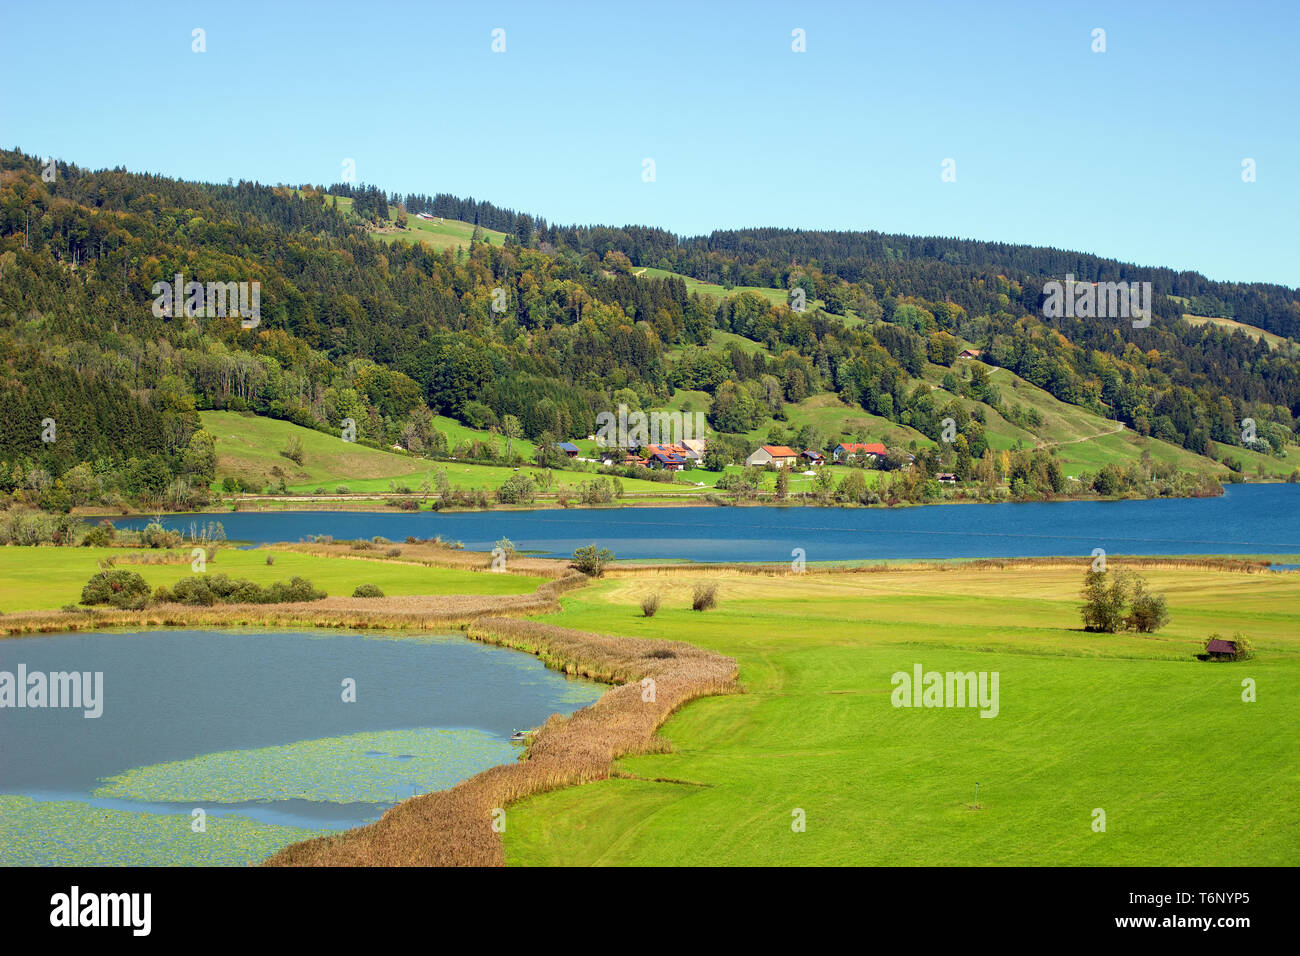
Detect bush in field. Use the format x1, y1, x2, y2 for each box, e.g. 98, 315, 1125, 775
81, 523, 115, 547
153, 574, 326, 606
0, 508, 85, 546
159, 576, 218, 606
1080, 568, 1169, 633
80, 570, 152, 609
640, 593, 661, 617
141, 522, 181, 549
495, 473, 537, 505
1126, 579, 1170, 633
281, 434, 305, 465
571, 544, 614, 577
352, 584, 384, 598
264, 576, 327, 603
692, 584, 718, 611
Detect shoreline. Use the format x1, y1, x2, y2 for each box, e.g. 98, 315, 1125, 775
5, 551, 1289, 866
263, 611, 739, 866
69, 478, 1291, 520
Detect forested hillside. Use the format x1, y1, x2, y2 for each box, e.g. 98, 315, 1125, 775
1, 147, 1296, 511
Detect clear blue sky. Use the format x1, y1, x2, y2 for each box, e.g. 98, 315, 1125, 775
3, 0, 1296, 286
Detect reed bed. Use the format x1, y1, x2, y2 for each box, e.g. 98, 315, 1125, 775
263, 616, 738, 866
270, 540, 572, 577
0, 579, 579, 638
607, 555, 1281, 578
109, 549, 212, 566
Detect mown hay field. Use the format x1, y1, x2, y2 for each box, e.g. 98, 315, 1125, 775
0, 545, 546, 614
501, 563, 1300, 865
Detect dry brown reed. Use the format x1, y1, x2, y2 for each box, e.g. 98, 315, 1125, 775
263, 615, 738, 866
268, 540, 572, 577
607, 555, 1280, 578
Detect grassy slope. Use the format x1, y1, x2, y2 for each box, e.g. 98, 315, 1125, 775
0, 546, 545, 613
373, 213, 508, 252
504, 564, 1300, 865
670, 314, 1267, 479
199, 411, 703, 496
636, 266, 862, 322
316, 194, 508, 252
1183, 314, 1297, 353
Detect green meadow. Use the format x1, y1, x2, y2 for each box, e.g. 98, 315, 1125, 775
634, 266, 857, 320
0, 546, 545, 614
312, 194, 508, 252
1182, 313, 1298, 353
199, 410, 700, 497
503, 564, 1300, 866
377, 213, 508, 252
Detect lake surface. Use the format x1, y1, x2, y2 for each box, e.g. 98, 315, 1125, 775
0, 628, 603, 865
115, 484, 1300, 562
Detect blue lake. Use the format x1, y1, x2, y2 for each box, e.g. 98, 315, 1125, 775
115, 483, 1300, 562
0, 628, 603, 865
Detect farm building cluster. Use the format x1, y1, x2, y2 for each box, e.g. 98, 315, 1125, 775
744, 442, 890, 468
560, 437, 910, 474
598, 438, 709, 471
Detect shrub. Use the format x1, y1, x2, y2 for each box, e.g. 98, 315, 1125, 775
153, 573, 326, 605
81, 524, 113, 548
281, 434, 305, 465
266, 576, 327, 603
1126, 585, 1170, 633
692, 584, 718, 611
266, 554, 275, 565
640, 593, 661, 617
0, 508, 84, 546
141, 522, 181, 549
1228, 632, 1255, 660
335, 486, 350, 494
1204, 632, 1254, 661
80, 570, 152, 609
385, 547, 402, 557
159, 576, 218, 606
495, 473, 537, 505
352, 584, 385, 598
571, 544, 614, 577
1081, 568, 1169, 633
